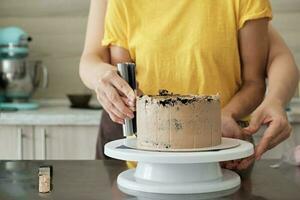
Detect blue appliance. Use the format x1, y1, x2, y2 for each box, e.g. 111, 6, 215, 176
0, 26, 46, 110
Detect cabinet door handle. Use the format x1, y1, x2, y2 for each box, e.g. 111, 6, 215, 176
41, 128, 47, 160
17, 128, 23, 160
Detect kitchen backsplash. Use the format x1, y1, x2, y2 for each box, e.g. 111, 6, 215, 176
0, 0, 299, 99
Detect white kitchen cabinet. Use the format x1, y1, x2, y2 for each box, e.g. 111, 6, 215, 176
0, 102, 102, 160
34, 126, 98, 160
0, 126, 34, 160
0, 125, 99, 160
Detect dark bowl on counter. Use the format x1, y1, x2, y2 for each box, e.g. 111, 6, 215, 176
67, 94, 92, 108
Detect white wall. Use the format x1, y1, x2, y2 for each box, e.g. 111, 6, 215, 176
0, 0, 299, 98
271, 0, 300, 66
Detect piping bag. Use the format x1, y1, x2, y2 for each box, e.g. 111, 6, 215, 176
117, 63, 137, 140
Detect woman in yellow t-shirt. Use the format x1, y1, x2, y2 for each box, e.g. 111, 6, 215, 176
80, 0, 299, 172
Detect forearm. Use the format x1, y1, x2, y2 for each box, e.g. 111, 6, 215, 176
265, 50, 299, 107
223, 18, 269, 120
79, 0, 112, 91
79, 53, 114, 91
222, 80, 266, 120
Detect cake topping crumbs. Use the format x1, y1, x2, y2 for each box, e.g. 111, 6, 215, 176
138, 89, 220, 107
204, 96, 214, 102
159, 89, 174, 96
157, 96, 201, 107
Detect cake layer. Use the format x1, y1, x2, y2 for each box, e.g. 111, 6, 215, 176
137, 94, 221, 150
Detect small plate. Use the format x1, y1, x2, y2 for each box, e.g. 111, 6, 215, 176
123, 137, 240, 152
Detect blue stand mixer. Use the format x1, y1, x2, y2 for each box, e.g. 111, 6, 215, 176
0, 26, 48, 110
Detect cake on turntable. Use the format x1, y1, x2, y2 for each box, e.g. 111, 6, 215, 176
105, 90, 254, 198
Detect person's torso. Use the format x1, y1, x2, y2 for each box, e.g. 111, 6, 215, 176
121, 0, 242, 107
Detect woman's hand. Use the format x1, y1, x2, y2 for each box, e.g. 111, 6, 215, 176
96, 67, 136, 124
236, 100, 292, 170
243, 100, 292, 160
221, 113, 244, 139
221, 112, 246, 170
221, 101, 292, 170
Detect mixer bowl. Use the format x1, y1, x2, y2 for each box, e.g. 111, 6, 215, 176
0, 58, 48, 101
67, 94, 92, 108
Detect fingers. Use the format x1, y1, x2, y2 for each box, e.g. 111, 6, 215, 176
96, 80, 134, 124
221, 156, 255, 171
110, 71, 136, 102
222, 118, 243, 139
108, 112, 124, 125
220, 161, 233, 169
222, 119, 242, 138
255, 118, 286, 160
98, 70, 135, 118
244, 111, 264, 135
221, 160, 242, 170
96, 89, 125, 124
105, 84, 134, 118
234, 126, 244, 140
237, 154, 255, 170
121, 97, 136, 111
233, 123, 245, 140
268, 124, 292, 150
225, 160, 240, 170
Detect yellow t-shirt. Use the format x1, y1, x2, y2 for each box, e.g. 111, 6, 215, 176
102, 0, 272, 107
102, 0, 272, 169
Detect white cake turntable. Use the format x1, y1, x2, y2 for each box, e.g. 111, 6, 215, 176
105, 137, 254, 199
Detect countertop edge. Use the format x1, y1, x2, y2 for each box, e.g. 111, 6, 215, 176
0, 99, 103, 126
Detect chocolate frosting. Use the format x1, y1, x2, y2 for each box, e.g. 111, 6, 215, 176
136, 90, 221, 150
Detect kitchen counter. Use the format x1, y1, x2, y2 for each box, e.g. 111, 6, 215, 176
0, 99, 102, 126
0, 160, 299, 200
1, 98, 300, 126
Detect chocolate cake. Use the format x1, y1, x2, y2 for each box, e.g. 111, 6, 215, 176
136, 90, 221, 150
